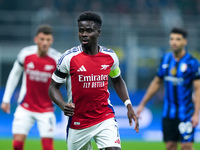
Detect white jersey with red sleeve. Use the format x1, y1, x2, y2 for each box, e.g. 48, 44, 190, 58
2, 45, 61, 113
52, 45, 121, 129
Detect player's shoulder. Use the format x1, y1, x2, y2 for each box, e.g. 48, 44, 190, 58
66, 45, 81, 54
163, 51, 172, 58
62, 45, 83, 56
185, 52, 200, 65
99, 46, 119, 63
48, 47, 62, 56
18, 45, 37, 58
99, 46, 118, 58
47, 47, 62, 62
57, 45, 82, 64
100, 46, 115, 54
160, 52, 173, 63
20, 45, 37, 53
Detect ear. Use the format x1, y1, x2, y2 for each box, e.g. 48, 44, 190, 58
97, 29, 101, 37
184, 39, 187, 45
51, 37, 54, 43
34, 36, 37, 44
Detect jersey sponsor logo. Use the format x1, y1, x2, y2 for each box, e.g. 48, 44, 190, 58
26, 69, 52, 83
78, 74, 108, 82
164, 76, 184, 85
44, 65, 55, 71
27, 62, 35, 69
100, 65, 109, 70
78, 74, 108, 88
77, 65, 87, 72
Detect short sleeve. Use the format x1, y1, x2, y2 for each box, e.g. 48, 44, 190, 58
157, 57, 164, 79
52, 52, 69, 83
109, 51, 121, 78
192, 59, 200, 80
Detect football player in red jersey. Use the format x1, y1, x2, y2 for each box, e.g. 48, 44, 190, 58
1, 25, 61, 150
49, 11, 139, 150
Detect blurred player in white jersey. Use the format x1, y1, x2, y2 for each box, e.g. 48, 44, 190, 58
48, 11, 139, 150
1, 25, 61, 150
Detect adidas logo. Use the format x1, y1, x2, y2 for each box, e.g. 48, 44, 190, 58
77, 65, 87, 72
114, 139, 120, 144
27, 62, 35, 69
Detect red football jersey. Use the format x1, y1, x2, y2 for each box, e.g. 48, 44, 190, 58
18, 45, 60, 112
52, 45, 120, 129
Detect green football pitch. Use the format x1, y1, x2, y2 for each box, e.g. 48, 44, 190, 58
0, 139, 200, 150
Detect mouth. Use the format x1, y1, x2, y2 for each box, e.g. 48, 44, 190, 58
172, 45, 177, 50
81, 39, 89, 45
42, 45, 48, 49
82, 41, 88, 45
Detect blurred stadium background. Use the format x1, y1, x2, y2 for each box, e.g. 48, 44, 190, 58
0, 0, 200, 148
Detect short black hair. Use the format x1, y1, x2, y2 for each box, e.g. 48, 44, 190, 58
170, 27, 188, 38
36, 24, 53, 35
77, 11, 102, 28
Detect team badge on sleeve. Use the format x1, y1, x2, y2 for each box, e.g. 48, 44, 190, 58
180, 63, 187, 72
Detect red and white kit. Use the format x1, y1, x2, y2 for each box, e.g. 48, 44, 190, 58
52, 45, 121, 129
3, 45, 61, 137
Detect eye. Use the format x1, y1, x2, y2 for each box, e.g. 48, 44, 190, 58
87, 29, 93, 33
79, 29, 84, 33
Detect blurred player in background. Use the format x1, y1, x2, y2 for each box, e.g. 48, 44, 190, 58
137, 28, 200, 150
1, 25, 61, 150
48, 11, 139, 150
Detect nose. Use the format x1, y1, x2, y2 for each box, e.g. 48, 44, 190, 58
82, 31, 88, 36
43, 39, 48, 45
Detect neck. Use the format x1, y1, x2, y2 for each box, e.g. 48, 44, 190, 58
37, 51, 47, 57
82, 44, 99, 55
173, 49, 186, 61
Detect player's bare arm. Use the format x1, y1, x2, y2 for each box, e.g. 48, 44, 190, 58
48, 80, 75, 116
127, 104, 139, 133
110, 75, 139, 132
110, 75, 129, 101
137, 76, 163, 116
191, 79, 200, 127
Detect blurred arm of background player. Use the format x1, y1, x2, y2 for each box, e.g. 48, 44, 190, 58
110, 75, 139, 133
191, 79, 200, 127
136, 76, 163, 117
48, 80, 75, 116
1, 61, 23, 114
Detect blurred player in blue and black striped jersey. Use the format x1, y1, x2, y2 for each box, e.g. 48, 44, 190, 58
137, 27, 200, 150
